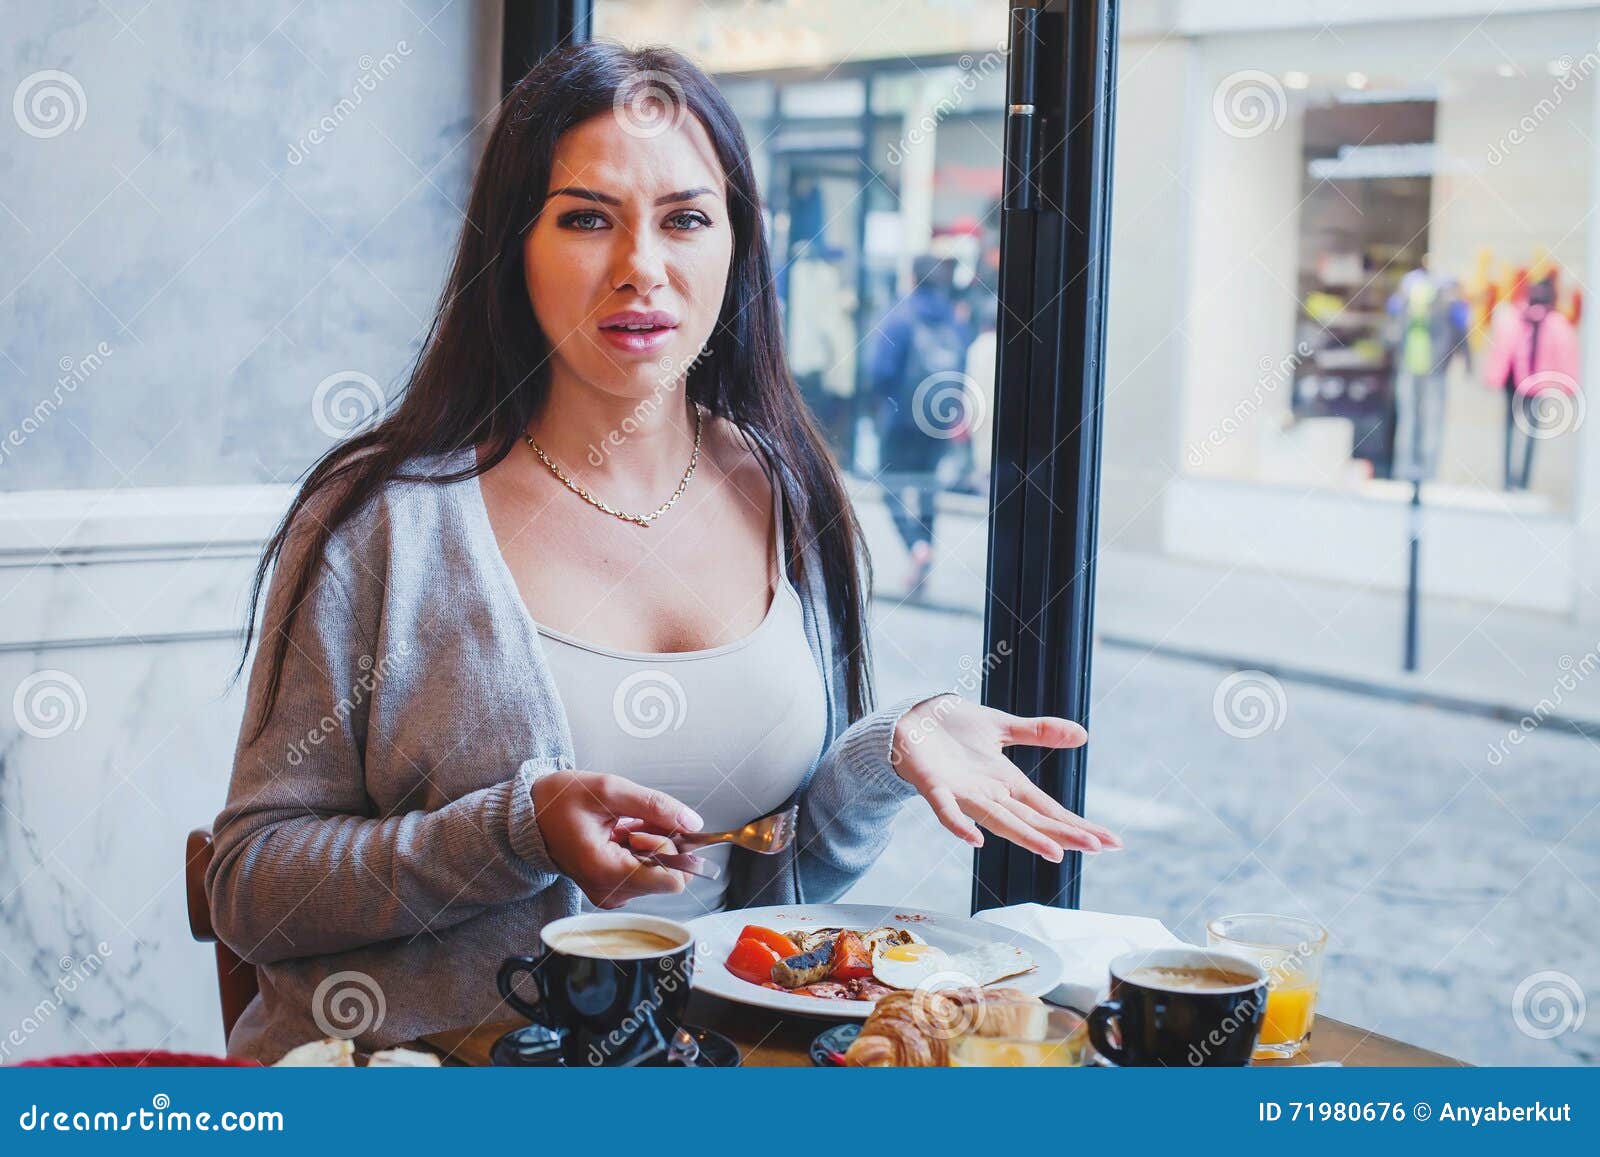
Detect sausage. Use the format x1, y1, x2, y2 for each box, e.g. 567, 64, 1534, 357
770, 937, 838, 987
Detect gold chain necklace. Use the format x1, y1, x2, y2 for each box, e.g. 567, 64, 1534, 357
524, 403, 704, 528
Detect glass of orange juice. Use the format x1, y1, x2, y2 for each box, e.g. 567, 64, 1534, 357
1206, 914, 1328, 1060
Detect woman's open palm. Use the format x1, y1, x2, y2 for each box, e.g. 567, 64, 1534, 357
891, 694, 1123, 861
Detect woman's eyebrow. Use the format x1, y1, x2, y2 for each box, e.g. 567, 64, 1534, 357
655, 186, 717, 204
545, 185, 717, 206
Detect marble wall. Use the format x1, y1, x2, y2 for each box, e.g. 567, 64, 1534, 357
1, 0, 495, 490
0, 637, 250, 1059
1, 1, 497, 1060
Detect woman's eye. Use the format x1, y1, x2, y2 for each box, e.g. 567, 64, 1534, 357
667, 210, 711, 231
560, 210, 607, 231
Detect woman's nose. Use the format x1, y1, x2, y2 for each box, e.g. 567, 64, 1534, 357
611, 227, 668, 293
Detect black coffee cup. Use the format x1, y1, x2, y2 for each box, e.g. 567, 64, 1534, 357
497, 913, 695, 1067
1087, 946, 1269, 1067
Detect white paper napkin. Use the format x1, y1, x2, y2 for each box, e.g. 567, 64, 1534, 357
973, 902, 1188, 1011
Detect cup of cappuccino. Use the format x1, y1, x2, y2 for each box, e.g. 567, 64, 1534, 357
496, 913, 695, 1067
1087, 946, 1269, 1066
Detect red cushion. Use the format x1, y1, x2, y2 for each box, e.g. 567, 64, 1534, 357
13, 1050, 261, 1068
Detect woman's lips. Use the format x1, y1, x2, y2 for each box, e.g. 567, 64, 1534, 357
598, 324, 676, 354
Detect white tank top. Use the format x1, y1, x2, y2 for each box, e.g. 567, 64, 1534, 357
534, 456, 829, 919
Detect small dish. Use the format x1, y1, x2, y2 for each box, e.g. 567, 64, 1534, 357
810, 1023, 860, 1066
489, 1023, 741, 1068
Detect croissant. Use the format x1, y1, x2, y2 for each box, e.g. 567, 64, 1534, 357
844, 986, 1043, 1067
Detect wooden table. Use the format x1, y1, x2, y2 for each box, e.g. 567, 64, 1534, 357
421, 991, 1466, 1067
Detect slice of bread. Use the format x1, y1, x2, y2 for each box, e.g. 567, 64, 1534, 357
367, 1046, 442, 1067
273, 1037, 355, 1067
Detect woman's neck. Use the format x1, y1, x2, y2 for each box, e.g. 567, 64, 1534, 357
527, 376, 702, 501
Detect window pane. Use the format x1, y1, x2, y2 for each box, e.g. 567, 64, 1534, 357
1093, 3, 1600, 1066
594, 0, 1010, 915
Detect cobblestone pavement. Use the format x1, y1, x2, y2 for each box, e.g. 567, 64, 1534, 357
844, 598, 1600, 1068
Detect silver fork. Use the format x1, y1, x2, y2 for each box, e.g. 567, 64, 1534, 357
628, 805, 798, 879
670, 805, 797, 855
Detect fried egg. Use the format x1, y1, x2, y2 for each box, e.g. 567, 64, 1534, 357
871, 939, 1036, 991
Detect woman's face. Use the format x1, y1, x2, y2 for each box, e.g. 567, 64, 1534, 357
524, 107, 734, 405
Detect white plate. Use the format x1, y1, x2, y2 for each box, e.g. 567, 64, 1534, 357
684, 903, 1064, 1021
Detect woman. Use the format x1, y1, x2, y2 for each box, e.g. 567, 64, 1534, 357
208, 41, 1120, 1064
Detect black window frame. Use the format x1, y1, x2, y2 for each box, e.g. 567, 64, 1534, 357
977, 0, 1117, 911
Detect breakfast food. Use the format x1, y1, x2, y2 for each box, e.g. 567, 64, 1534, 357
272, 1037, 440, 1067
274, 1037, 355, 1067
784, 926, 915, 955
871, 940, 1036, 990
844, 986, 1045, 1066
769, 940, 837, 988
722, 923, 1036, 1003
367, 1045, 442, 1067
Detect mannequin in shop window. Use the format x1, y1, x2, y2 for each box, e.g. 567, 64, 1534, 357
1384, 258, 1470, 481
1481, 276, 1581, 491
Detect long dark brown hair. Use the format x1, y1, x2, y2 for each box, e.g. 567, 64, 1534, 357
234, 40, 875, 743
